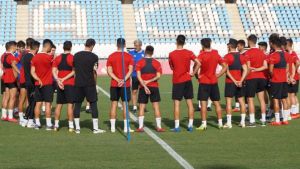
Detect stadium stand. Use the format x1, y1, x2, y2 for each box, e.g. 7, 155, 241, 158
0, 0, 17, 44
237, 0, 300, 42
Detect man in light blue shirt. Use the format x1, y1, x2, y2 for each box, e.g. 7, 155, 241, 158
129, 39, 144, 113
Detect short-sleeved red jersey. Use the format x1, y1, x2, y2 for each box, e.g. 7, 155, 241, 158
245, 48, 267, 80
269, 51, 290, 83
136, 58, 162, 88
224, 52, 246, 83
168, 49, 196, 84
31, 53, 53, 86
198, 50, 224, 84
52, 54, 75, 86
289, 51, 299, 80
106, 52, 134, 87
1, 53, 17, 83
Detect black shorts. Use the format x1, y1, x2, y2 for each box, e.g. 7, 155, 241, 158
270, 82, 288, 99
20, 83, 26, 89
4, 82, 18, 89
56, 85, 75, 104
74, 85, 98, 103
172, 81, 194, 100
110, 87, 131, 102
138, 87, 161, 104
198, 83, 220, 101
245, 78, 267, 97
1, 80, 5, 94
131, 77, 139, 90
34, 85, 54, 102
288, 80, 299, 94
225, 83, 245, 98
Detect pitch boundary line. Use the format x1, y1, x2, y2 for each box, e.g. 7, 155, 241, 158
97, 85, 194, 169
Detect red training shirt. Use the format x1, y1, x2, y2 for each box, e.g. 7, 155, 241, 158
269, 51, 290, 83
245, 48, 266, 80
31, 53, 53, 86
289, 51, 299, 80
52, 54, 75, 86
224, 52, 246, 83
135, 58, 162, 88
1, 52, 17, 83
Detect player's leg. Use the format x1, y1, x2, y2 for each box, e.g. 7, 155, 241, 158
281, 98, 289, 124
18, 87, 27, 124
136, 87, 147, 132
152, 102, 165, 132
238, 97, 246, 128
186, 99, 194, 131
1, 88, 9, 120
245, 79, 256, 127
44, 102, 53, 130
110, 101, 118, 133
197, 83, 209, 130
233, 97, 240, 112
172, 100, 181, 131
257, 91, 266, 126
73, 102, 82, 133
54, 104, 62, 130
212, 84, 223, 128
67, 103, 74, 131
171, 82, 184, 132
7, 87, 18, 122
225, 97, 233, 128
214, 101, 223, 129
132, 89, 138, 112
122, 87, 133, 133
34, 101, 42, 128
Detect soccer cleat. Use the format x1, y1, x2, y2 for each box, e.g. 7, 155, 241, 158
135, 128, 145, 132
156, 128, 166, 132
111, 128, 116, 133
207, 107, 212, 111
281, 121, 289, 125
20, 119, 28, 127
233, 108, 240, 112
124, 128, 135, 133
291, 114, 300, 119
187, 127, 193, 132
68, 128, 74, 133
196, 125, 207, 131
93, 129, 106, 134
34, 124, 42, 130
170, 127, 181, 132
75, 129, 80, 134
7, 118, 18, 123
1, 117, 8, 121
246, 122, 256, 128
261, 122, 267, 127
27, 122, 36, 128
45, 125, 53, 131
270, 121, 282, 126
53, 127, 59, 131
218, 124, 224, 130
223, 124, 232, 129
238, 123, 246, 128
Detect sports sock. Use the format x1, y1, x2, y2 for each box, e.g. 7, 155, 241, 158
86, 105, 90, 110
1, 108, 7, 118
28, 119, 33, 125
226, 115, 232, 125
54, 120, 59, 128
218, 119, 223, 126
283, 110, 289, 122
68, 121, 74, 129
207, 100, 212, 108
198, 101, 201, 108
133, 106, 137, 110
19, 112, 24, 121
8, 109, 13, 119
202, 120, 207, 126
275, 112, 280, 122
74, 118, 80, 130
188, 119, 193, 128
92, 118, 99, 130
249, 113, 255, 123
241, 114, 246, 124
35, 118, 41, 126
175, 120, 180, 128
156, 117, 162, 129
46, 118, 52, 127
261, 113, 266, 122
42, 105, 45, 112
110, 119, 116, 131
291, 105, 297, 114
138, 116, 144, 129
235, 102, 240, 108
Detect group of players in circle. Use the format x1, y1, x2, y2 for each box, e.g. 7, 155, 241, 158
1, 33, 299, 134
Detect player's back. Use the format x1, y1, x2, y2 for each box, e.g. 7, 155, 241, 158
245, 48, 266, 79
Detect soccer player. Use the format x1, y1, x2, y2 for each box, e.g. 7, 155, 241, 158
31, 39, 54, 130
129, 39, 145, 113
21, 40, 40, 128
73, 39, 105, 134
269, 37, 290, 126
223, 39, 248, 128
107, 38, 134, 133
1, 41, 19, 122
135, 45, 165, 132
168, 35, 200, 132
245, 35, 268, 127
196, 38, 227, 130
52, 41, 75, 132
286, 38, 300, 119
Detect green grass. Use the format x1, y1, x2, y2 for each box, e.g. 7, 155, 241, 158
1, 75, 300, 169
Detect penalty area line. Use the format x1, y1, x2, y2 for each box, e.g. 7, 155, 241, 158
97, 85, 194, 169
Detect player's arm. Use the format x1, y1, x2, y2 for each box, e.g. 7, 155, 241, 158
11, 60, 20, 74
137, 70, 151, 94
216, 62, 227, 78
240, 64, 248, 83
124, 65, 133, 81
191, 58, 200, 77
251, 60, 268, 72
30, 66, 42, 87
144, 72, 161, 85
107, 66, 121, 82
62, 69, 75, 82
269, 63, 274, 76
168, 56, 174, 70
226, 69, 237, 84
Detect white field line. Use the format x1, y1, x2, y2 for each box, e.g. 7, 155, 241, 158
96, 85, 194, 169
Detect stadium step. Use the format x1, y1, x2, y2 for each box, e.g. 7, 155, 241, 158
16, 4, 29, 41
121, 4, 138, 48
225, 4, 246, 40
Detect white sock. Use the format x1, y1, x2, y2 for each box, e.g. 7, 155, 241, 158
133, 106, 137, 110
92, 118, 99, 130
1, 109, 7, 118
54, 120, 59, 128
261, 113, 266, 122
124, 119, 130, 130
241, 114, 246, 124
291, 105, 297, 114
296, 104, 299, 114
19, 112, 24, 121
110, 119, 116, 131
156, 117, 162, 129
86, 105, 90, 110
283, 110, 289, 122
207, 100, 212, 108
202, 120, 207, 126
218, 119, 223, 126
46, 118, 52, 127
249, 113, 255, 123
8, 109, 13, 119
42, 105, 45, 112
74, 118, 80, 130
226, 115, 232, 125
69, 121, 74, 129
235, 102, 240, 108
275, 112, 280, 122
28, 119, 33, 125
188, 119, 193, 128
175, 120, 180, 128
138, 116, 144, 129
287, 108, 291, 118
35, 118, 41, 126
198, 101, 201, 108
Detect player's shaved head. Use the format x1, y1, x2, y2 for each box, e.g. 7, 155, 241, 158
26, 38, 35, 49
31, 41, 40, 51
247, 34, 257, 44
63, 41, 72, 51
145, 45, 154, 56
85, 38, 96, 48
201, 38, 211, 49
176, 35, 186, 46
17, 41, 25, 48
117, 38, 126, 48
